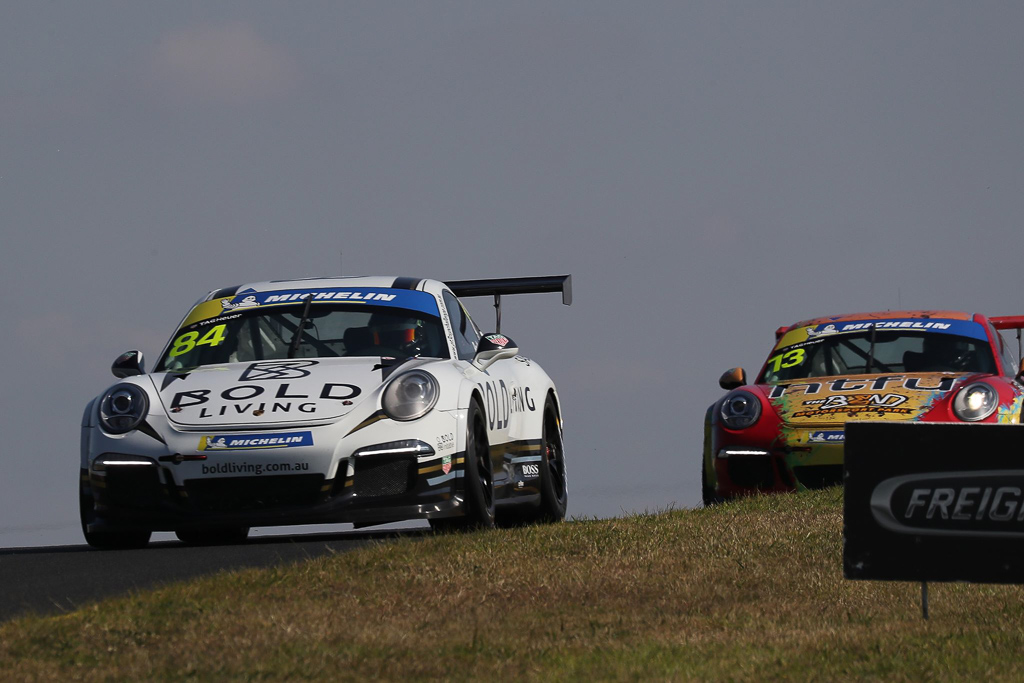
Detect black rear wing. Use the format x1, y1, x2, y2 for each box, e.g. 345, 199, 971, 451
445, 275, 572, 333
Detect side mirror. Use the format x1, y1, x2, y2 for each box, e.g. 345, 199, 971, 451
473, 333, 519, 371
719, 367, 746, 390
112, 350, 145, 378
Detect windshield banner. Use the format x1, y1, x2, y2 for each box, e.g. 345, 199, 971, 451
779, 318, 988, 348
182, 287, 440, 326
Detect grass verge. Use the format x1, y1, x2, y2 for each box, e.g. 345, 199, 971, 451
2, 488, 1023, 680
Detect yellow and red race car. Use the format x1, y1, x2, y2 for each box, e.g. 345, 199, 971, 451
702, 310, 1024, 505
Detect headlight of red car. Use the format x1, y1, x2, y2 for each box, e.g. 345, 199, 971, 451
720, 390, 762, 429
952, 382, 998, 422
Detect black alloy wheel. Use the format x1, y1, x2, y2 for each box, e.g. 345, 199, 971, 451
431, 399, 495, 531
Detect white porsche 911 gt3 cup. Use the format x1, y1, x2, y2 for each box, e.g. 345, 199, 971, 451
80, 275, 571, 548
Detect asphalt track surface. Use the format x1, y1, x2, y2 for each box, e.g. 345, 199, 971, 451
0, 528, 426, 623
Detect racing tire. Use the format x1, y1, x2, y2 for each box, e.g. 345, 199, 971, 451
80, 484, 152, 550
702, 458, 723, 507
536, 400, 568, 522
430, 399, 495, 531
175, 527, 250, 546
496, 398, 568, 527
514, 399, 568, 524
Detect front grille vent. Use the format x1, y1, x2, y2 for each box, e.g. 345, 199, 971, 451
102, 468, 164, 509
792, 465, 843, 490
353, 458, 414, 497
726, 455, 775, 489
184, 474, 324, 512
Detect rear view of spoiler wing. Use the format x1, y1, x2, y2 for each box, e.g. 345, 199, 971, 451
990, 316, 1024, 330
445, 275, 572, 333
990, 317, 1024, 369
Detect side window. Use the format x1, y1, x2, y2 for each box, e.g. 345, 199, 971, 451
443, 290, 481, 360
998, 330, 1019, 377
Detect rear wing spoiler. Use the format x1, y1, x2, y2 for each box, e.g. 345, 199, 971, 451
445, 275, 572, 333
990, 316, 1024, 331
990, 316, 1024, 365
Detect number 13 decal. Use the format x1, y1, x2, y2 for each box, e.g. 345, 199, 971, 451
767, 348, 806, 373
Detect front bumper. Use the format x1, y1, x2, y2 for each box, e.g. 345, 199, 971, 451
713, 430, 845, 498
83, 408, 467, 531
83, 452, 466, 531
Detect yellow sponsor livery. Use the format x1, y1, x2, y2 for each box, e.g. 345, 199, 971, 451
769, 374, 955, 425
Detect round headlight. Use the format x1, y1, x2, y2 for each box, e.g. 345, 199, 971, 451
720, 390, 762, 429
99, 384, 150, 434
382, 371, 439, 421
952, 382, 998, 422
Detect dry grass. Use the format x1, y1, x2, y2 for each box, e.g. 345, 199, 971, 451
2, 488, 1023, 681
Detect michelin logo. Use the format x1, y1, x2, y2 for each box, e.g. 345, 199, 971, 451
808, 431, 844, 443
199, 431, 313, 451
221, 295, 259, 311
214, 287, 440, 317
221, 290, 397, 312
807, 320, 954, 337
842, 321, 951, 332
807, 324, 838, 338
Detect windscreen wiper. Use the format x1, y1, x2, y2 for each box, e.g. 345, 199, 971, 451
287, 295, 314, 359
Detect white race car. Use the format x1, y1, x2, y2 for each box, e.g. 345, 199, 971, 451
80, 275, 571, 548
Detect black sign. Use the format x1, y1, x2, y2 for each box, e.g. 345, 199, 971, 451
844, 421, 1024, 584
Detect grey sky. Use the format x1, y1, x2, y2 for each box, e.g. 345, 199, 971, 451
2, 2, 1023, 547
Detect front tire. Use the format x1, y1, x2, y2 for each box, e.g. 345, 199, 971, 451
431, 399, 495, 531
80, 482, 151, 550
702, 458, 722, 507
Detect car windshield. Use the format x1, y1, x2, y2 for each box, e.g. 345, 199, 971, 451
760, 328, 996, 383
156, 303, 449, 372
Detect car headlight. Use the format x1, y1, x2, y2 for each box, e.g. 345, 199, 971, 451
952, 382, 998, 422
382, 371, 439, 421
720, 390, 761, 429
99, 384, 150, 434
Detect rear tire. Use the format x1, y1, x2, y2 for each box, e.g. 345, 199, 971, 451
430, 399, 495, 531
515, 399, 568, 524
537, 401, 568, 522
80, 483, 151, 550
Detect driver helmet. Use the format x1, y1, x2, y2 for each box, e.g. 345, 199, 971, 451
922, 335, 970, 368
367, 315, 424, 355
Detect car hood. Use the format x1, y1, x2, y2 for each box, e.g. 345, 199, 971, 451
760, 372, 968, 426
150, 357, 418, 428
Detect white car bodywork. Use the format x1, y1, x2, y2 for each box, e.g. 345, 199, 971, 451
80, 276, 569, 546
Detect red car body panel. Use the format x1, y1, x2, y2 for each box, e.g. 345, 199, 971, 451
703, 311, 1024, 504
